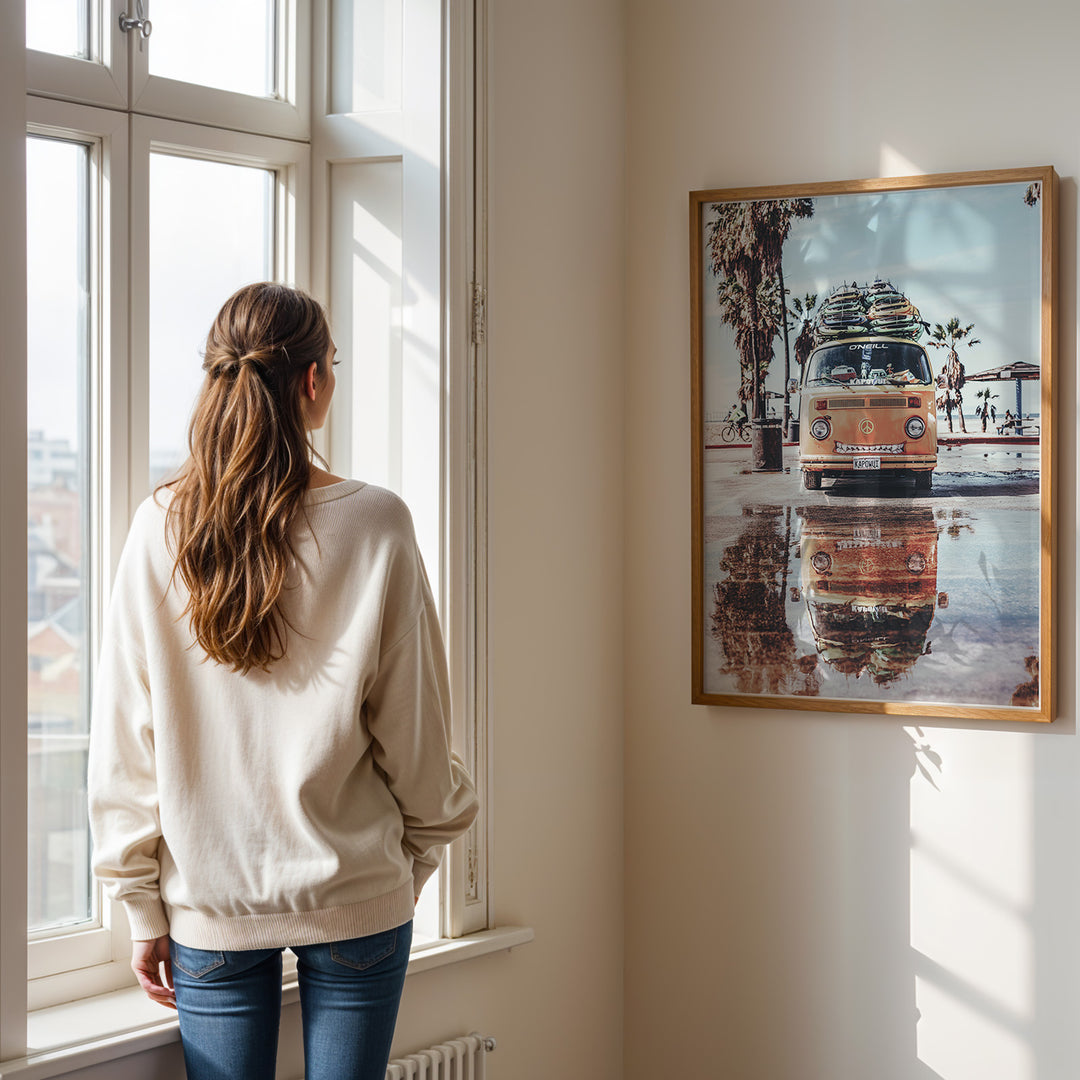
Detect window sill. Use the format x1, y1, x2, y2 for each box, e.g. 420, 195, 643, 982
1, 927, 533, 1080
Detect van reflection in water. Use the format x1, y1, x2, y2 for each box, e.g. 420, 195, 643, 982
797, 506, 941, 685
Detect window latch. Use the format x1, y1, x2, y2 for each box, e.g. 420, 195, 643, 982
119, 0, 152, 38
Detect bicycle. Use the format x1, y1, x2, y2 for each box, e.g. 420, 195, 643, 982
720, 418, 750, 443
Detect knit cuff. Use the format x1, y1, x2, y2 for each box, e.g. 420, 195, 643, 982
124, 896, 170, 941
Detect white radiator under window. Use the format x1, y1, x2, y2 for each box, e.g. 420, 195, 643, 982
385, 1033, 496, 1079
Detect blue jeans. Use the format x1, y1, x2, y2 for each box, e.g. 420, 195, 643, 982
170, 921, 412, 1080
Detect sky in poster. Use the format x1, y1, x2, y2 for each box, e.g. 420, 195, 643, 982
701, 181, 1043, 420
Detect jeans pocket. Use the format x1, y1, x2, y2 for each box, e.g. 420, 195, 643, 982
328, 927, 400, 971
170, 942, 226, 979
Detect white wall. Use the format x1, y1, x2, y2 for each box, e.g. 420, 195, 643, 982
623, 1, 1078, 1078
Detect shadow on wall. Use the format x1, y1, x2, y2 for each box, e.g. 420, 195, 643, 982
721, 720, 1069, 1080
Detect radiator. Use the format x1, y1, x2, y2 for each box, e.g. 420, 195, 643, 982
385, 1033, 496, 1080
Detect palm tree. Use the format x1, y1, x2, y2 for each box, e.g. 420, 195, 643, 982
714, 275, 782, 411
707, 198, 814, 421
787, 292, 819, 371
973, 386, 999, 432
927, 318, 980, 433
717, 276, 768, 410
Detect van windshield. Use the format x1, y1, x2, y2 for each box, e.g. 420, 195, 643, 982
806, 342, 933, 387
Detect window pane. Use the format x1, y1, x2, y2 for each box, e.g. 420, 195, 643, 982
26, 136, 93, 933
149, 154, 274, 487
149, 0, 277, 99
26, 0, 89, 58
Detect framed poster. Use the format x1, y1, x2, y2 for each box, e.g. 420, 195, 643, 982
690, 167, 1057, 721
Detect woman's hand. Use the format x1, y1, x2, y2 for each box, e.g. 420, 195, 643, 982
131, 935, 176, 1010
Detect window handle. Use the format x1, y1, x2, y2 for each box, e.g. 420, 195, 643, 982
119, 0, 152, 38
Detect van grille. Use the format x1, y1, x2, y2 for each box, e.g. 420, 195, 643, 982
825, 396, 910, 408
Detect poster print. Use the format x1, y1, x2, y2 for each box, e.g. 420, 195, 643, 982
690, 168, 1056, 721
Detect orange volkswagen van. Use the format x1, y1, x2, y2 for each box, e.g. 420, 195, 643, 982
797, 336, 937, 490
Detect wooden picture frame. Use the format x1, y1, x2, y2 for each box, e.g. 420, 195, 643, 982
690, 167, 1057, 721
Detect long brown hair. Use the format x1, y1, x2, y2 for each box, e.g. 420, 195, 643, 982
160, 282, 332, 674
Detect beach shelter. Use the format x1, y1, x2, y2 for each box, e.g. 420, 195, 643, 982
965, 361, 1041, 431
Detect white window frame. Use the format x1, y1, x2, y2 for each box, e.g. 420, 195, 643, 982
130, 0, 311, 140
26, 0, 128, 111
2, 0, 493, 1057
309, 0, 490, 941
441, 0, 490, 939
0, 7, 29, 1062
27, 0, 311, 138
24, 96, 130, 1001
23, 111, 310, 1014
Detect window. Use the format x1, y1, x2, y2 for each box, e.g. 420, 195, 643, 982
311, 0, 489, 942
3, 0, 489, 1055
21, 96, 309, 1010
147, 153, 274, 483
23, 99, 127, 1004
148, 0, 277, 98
26, 135, 93, 938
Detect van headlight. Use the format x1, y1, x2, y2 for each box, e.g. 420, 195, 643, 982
905, 416, 926, 439
809, 418, 831, 441
810, 552, 832, 573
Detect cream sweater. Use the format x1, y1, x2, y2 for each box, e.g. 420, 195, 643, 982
88, 480, 478, 950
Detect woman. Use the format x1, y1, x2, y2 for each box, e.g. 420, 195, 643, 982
88, 283, 478, 1080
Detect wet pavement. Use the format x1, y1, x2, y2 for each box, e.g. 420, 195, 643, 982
701, 441, 1042, 710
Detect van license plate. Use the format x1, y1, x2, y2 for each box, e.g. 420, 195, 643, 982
853, 457, 881, 470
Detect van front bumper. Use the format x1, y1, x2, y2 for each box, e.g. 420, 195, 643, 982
801, 454, 937, 476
